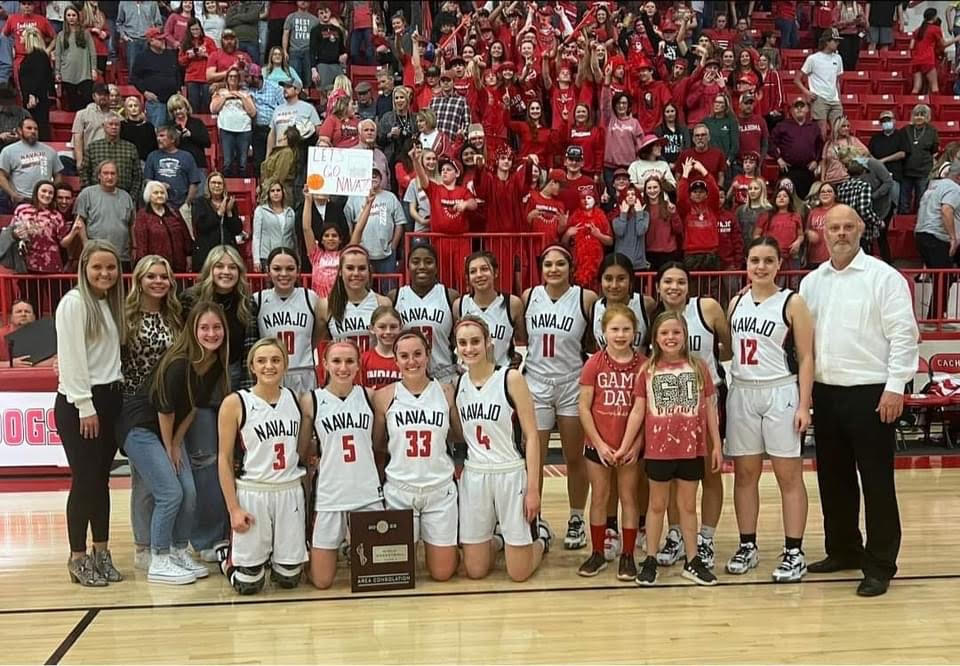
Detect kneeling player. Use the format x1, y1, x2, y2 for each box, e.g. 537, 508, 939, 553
454, 316, 551, 581
301, 341, 384, 589
217, 339, 308, 594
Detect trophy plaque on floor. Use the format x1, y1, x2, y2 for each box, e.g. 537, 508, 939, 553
349, 509, 415, 593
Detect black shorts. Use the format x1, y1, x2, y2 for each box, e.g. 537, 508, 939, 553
584, 446, 602, 465
646, 457, 705, 482
717, 382, 728, 438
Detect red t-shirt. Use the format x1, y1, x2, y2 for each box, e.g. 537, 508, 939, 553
549, 84, 578, 130
2, 14, 55, 61
813, 1, 834, 29
704, 28, 737, 50
806, 206, 832, 264
914, 24, 944, 68
580, 350, 647, 451
360, 349, 401, 388
774, 1, 798, 21
352, 2, 373, 29
207, 48, 250, 74
425, 181, 472, 234
558, 173, 597, 213
675, 147, 727, 179
525, 191, 567, 244
635, 358, 715, 460
757, 210, 802, 254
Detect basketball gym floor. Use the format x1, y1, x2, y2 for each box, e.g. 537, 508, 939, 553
1, 459, 958, 664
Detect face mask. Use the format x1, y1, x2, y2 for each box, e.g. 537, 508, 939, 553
881, 120, 894, 132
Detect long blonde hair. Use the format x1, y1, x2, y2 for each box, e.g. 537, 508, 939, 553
22, 26, 46, 53
332, 73, 353, 98
644, 311, 704, 393
75, 239, 126, 343
193, 245, 253, 326
124, 255, 183, 341
152, 301, 230, 410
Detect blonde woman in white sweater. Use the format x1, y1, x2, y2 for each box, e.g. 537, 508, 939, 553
252, 179, 296, 272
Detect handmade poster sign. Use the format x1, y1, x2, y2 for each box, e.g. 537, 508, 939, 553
307, 147, 374, 196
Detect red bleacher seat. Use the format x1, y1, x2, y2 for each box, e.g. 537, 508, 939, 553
874, 72, 908, 95
882, 50, 912, 73
781, 49, 811, 70
839, 93, 863, 118
933, 120, 960, 143
898, 95, 933, 120
60, 176, 81, 193
839, 71, 872, 95
850, 119, 882, 138
931, 95, 960, 118
888, 214, 919, 262
349, 64, 380, 96
892, 32, 913, 50
50, 110, 75, 141
857, 50, 882, 71
762, 160, 780, 185
862, 94, 897, 119
48, 142, 72, 154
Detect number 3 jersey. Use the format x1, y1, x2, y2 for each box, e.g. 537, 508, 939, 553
523, 285, 588, 378
729, 289, 797, 382
310, 385, 382, 511
455, 366, 523, 471
385, 379, 454, 487
235, 388, 305, 483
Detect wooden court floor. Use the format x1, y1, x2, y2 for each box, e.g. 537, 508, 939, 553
1, 466, 959, 665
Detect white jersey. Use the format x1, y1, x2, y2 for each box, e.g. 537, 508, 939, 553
385, 379, 454, 487
592, 293, 648, 349
524, 285, 588, 378
235, 388, 305, 484
255, 287, 318, 370
456, 367, 523, 471
395, 284, 455, 377
311, 385, 382, 511
458, 293, 515, 367
729, 289, 797, 382
328, 290, 378, 352
684, 297, 725, 387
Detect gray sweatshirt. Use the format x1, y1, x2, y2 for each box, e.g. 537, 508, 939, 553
55, 31, 97, 85
612, 209, 651, 269
344, 190, 407, 260
117, 1, 162, 40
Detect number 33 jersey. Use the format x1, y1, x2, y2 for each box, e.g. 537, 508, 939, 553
236, 388, 305, 483
385, 379, 454, 487
310, 385, 382, 511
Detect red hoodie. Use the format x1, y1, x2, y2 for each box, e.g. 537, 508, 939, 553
677, 174, 721, 254
634, 79, 674, 132
715, 209, 744, 269
567, 124, 605, 176
178, 37, 219, 84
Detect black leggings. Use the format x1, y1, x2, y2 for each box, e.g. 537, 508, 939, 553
55, 384, 123, 553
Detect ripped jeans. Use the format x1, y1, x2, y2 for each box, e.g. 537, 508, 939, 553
184, 407, 228, 551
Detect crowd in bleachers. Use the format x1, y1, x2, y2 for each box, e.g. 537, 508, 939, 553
0, 0, 959, 314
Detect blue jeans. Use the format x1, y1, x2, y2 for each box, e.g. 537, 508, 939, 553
130, 463, 153, 547
776, 17, 798, 49
289, 49, 311, 89
187, 82, 211, 114
124, 427, 197, 552
183, 407, 228, 551
126, 38, 147, 72
899, 176, 929, 214
239, 40, 260, 66
258, 20, 269, 63
0, 30, 12, 84
146, 98, 168, 129
220, 128, 252, 175
350, 28, 374, 65
106, 17, 117, 59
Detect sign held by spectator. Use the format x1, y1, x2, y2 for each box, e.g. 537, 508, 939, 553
307, 147, 373, 196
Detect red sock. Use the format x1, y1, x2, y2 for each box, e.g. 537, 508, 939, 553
623, 528, 638, 555
590, 523, 606, 554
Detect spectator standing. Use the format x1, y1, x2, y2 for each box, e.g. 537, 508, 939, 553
144, 126, 202, 217
117, 0, 162, 73
17, 27, 54, 140
179, 18, 217, 114
246, 64, 284, 168
805, 182, 837, 268
74, 161, 137, 269
343, 167, 405, 275
356, 118, 390, 192
0, 118, 62, 214
252, 180, 297, 272
355, 81, 376, 121
282, 0, 317, 89
868, 0, 902, 53
133, 180, 193, 272
911, 8, 959, 95
309, 6, 347, 90
771, 98, 823, 199
130, 27, 180, 130
796, 31, 844, 140
676, 124, 728, 190
211, 68, 256, 177
756, 53, 785, 127
205, 28, 250, 85
611, 185, 650, 270
2, 1, 55, 89
223, 1, 260, 65
800, 203, 919, 598
200, 0, 224, 46
640, 176, 683, 270
267, 79, 321, 154
81, 1, 110, 75
736, 177, 774, 246
835, 167, 883, 253
0, 2, 18, 86
821, 116, 868, 185
55, 5, 98, 112
835, 1, 867, 71
264, 46, 302, 87
654, 102, 690, 166
344, 1, 376, 66
72, 84, 115, 173
161, 0, 197, 50
377, 85, 415, 176
167, 95, 211, 187
900, 104, 940, 213
628, 136, 676, 192
81, 113, 143, 200
914, 160, 960, 320
120, 95, 158, 162
601, 91, 644, 201
430, 71, 471, 141
677, 157, 722, 270
736, 93, 768, 165
702, 93, 739, 175
192, 171, 242, 268
869, 110, 910, 211
10, 179, 77, 275
374, 69, 394, 118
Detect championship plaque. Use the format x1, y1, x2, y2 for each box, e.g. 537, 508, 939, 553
349, 509, 415, 592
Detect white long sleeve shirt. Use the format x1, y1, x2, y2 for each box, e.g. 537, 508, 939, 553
55, 290, 123, 418
799, 250, 920, 394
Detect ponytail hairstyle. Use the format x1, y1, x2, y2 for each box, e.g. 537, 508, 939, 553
328, 245, 371, 322
597, 252, 637, 296
246, 336, 289, 378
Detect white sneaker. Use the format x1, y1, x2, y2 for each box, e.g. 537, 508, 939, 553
697, 534, 716, 569
772, 547, 807, 583
564, 515, 587, 550
656, 528, 684, 565
171, 547, 210, 578
603, 528, 621, 562
726, 542, 760, 575
200, 540, 229, 563
134, 549, 151, 571
148, 553, 197, 585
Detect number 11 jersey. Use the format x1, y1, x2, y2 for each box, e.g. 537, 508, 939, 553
523, 285, 588, 378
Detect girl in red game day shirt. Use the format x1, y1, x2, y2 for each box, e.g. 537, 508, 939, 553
577, 303, 647, 582
620, 310, 723, 587
359, 305, 402, 389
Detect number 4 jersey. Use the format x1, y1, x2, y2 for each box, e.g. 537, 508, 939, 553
385, 379, 454, 487
310, 385, 382, 511
455, 366, 524, 471
235, 387, 305, 483
729, 289, 797, 382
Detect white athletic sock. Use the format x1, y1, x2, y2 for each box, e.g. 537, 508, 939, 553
700, 525, 716, 540
570, 509, 584, 520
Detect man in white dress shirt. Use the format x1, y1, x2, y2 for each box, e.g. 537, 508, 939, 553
799, 204, 919, 597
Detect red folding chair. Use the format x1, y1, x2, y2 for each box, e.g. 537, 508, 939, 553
931, 95, 960, 118
874, 72, 908, 95
781, 49, 811, 70
882, 50, 912, 73
862, 94, 897, 120
933, 120, 960, 144
857, 50, 882, 71
49, 110, 75, 141
839, 71, 872, 95
839, 93, 863, 119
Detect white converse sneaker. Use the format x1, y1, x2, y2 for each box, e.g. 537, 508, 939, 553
656, 529, 684, 565
171, 547, 210, 578
133, 549, 151, 571
772, 547, 807, 583
726, 542, 760, 575
148, 553, 197, 585
603, 528, 621, 562
200, 540, 230, 563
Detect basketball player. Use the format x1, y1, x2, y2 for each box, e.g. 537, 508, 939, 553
326, 245, 392, 352
300, 341, 383, 589
390, 245, 460, 384
522, 245, 598, 549
455, 316, 552, 581
645, 262, 731, 569
590, 253, 654, 560
453, 251, 525, 368
725, 237, 814, 582
217, 339, 308, 594
372, 330, 460, 581
254, 248, 324, 394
